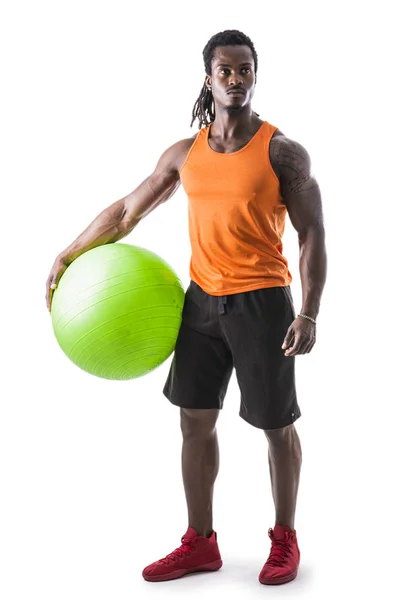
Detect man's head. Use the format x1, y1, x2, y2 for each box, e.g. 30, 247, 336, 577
191, 30, 258, 128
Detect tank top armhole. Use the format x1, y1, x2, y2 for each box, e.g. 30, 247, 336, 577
263, 125, 281, 187
178, 129, 204, 177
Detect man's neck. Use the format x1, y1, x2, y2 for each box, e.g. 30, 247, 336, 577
211, 106, 257, 138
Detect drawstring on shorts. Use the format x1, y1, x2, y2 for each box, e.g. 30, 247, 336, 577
218, 295, 228, 315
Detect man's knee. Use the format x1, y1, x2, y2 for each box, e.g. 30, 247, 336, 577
264, 423, 296, 447
180, 408, 220, 438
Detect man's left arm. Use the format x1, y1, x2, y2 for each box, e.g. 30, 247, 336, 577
271, 135, 327, 356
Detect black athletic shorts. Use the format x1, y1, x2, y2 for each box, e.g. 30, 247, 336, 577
163, 280, 301, 430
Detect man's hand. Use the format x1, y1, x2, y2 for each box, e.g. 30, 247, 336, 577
46, 257, 69, 313
282, 317, 316, 356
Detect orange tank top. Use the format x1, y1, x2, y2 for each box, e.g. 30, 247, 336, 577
179, 120, 292, 296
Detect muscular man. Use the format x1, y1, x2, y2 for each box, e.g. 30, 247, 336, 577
46, 30, 327, 586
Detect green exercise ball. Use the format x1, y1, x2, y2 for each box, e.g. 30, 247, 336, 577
51, 243, 185, 380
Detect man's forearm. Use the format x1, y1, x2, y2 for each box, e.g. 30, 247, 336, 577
58, 200, 134, 265
298, 226, 327, 320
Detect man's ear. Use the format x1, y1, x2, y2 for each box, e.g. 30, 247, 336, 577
205, 75, 212, 91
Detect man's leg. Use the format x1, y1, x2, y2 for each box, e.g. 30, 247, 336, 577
214, 285, 302, 583
143, 281, 229, 582
180, 407, 220, 538
264, 424, 302, 530
142, 406, 222, 582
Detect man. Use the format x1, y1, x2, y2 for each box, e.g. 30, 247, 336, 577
46, 30, 327, 586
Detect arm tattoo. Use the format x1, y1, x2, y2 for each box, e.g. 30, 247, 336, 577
270, 134, 325, 232
270, 135, 318, 195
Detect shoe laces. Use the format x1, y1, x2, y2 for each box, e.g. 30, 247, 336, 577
159, 536, 196, 565
266, 528, 294, 567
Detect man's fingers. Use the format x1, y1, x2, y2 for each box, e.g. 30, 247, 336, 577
285, 332, 308, 355
285, 335, 315, 356
46, 256, 68, 313
47, 289, 53, 312
46, 281, 57, 312
282, 329, 294, 350
305, 337, 316, 354
284, 340, 300, 356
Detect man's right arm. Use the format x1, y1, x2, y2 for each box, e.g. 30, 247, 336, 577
46, 136, 195, 310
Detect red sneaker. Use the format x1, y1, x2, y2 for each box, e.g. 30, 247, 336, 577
259, 525, 300, 585
142, 527, 223, 582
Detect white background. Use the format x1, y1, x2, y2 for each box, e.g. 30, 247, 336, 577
1, 0, 399, 598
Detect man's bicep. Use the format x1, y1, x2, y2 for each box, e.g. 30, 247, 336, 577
284, 180, 324, 237
147, 136, 195, 201
122, 170, 180, 224
122, 142, 187, 224
276, 138, 324, 235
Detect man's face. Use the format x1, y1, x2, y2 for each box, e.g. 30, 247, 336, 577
205, 45, 256, 111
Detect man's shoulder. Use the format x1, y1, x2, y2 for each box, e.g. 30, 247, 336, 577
173, 134, 197, 161
270, 130, 308, 154
171, 132, 198, 153
158, 133, 199, 174
177, 133, 198, 149
270, 130, 310, 171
